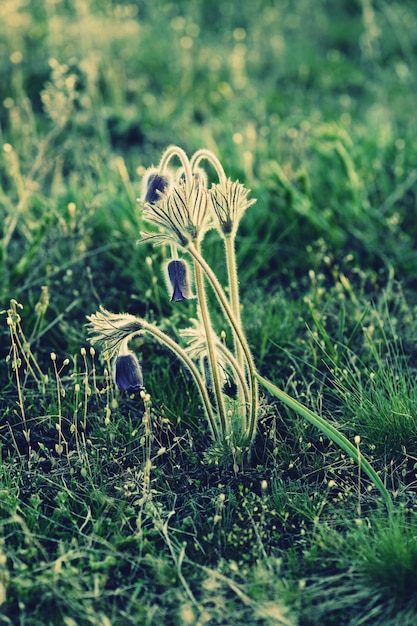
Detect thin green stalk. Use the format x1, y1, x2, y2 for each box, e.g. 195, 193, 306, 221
224, 232, 246, 430
192, 241, 228, 438
187, 243, 258, 442
140, 319, 220, 442
256, 372, 394, 513
216, 341, 250, 409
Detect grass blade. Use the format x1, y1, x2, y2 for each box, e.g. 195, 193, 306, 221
256, 372, 393, 513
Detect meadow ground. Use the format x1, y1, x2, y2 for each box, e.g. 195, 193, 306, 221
1, 1, 417, 624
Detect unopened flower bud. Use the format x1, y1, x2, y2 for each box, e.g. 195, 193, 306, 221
141, 168, 173, 204
167, 259, 195, 302
114, 352, 143, 392
210, 178, 256, 235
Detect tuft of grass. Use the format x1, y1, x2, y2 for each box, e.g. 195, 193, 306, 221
300, 510, 417, 626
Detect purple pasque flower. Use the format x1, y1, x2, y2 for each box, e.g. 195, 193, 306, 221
141, 175, 210, 248
114, 351, 143, 392
141, 168, 173, 204
167, 258, 195, 302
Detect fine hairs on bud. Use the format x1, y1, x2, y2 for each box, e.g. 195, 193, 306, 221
140, 168, 173, 204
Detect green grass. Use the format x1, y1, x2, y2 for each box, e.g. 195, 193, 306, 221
1, 0, 417, 623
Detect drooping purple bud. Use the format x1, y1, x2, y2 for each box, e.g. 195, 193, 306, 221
114, 352, 143, 392
167, 259, 194, 302
142, 168, 173, 205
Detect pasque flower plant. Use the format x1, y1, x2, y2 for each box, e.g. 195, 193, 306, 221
87, 145, 393, 506
88, 145, 258, 453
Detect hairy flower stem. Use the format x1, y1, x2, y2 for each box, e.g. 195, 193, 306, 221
223, 233, 246, 428
158, 145, 193, 192
188, 243, 258, 442
141, 320, 220, 441
190, 149, 226, 182
216, 342, 250, 409
192, 241, 228, 438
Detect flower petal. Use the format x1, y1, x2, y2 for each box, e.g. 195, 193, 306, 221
114, 353, 143, 391
167, 259, 195, 301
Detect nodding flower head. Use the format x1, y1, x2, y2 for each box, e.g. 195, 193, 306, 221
167, 258, 195, 302
141, 168, 173, 205
114, 351, 143, 392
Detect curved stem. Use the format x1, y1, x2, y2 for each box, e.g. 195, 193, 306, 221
140, 319, 219, 441
187, 243, 259, 442
158, 145, 193, 194
169, 244, 179, 260
101, 316, 220, 442
190, 149, 226, 183
87, 299, 224, 440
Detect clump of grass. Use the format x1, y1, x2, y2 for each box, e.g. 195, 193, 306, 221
344, 356, 417, 460
300, 510, 417, 626
342, 310, 417, 460
307, 280, 417, 461
359, 512, 417, 604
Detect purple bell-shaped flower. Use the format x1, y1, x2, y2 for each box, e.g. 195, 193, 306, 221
114, 351, 143, 392
142, 168, 173, 205
167, 259, 195, 302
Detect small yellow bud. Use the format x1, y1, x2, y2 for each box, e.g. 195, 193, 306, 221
55, 443, 63, 455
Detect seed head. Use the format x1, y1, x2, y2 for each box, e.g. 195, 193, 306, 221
86, 307, 142, 361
